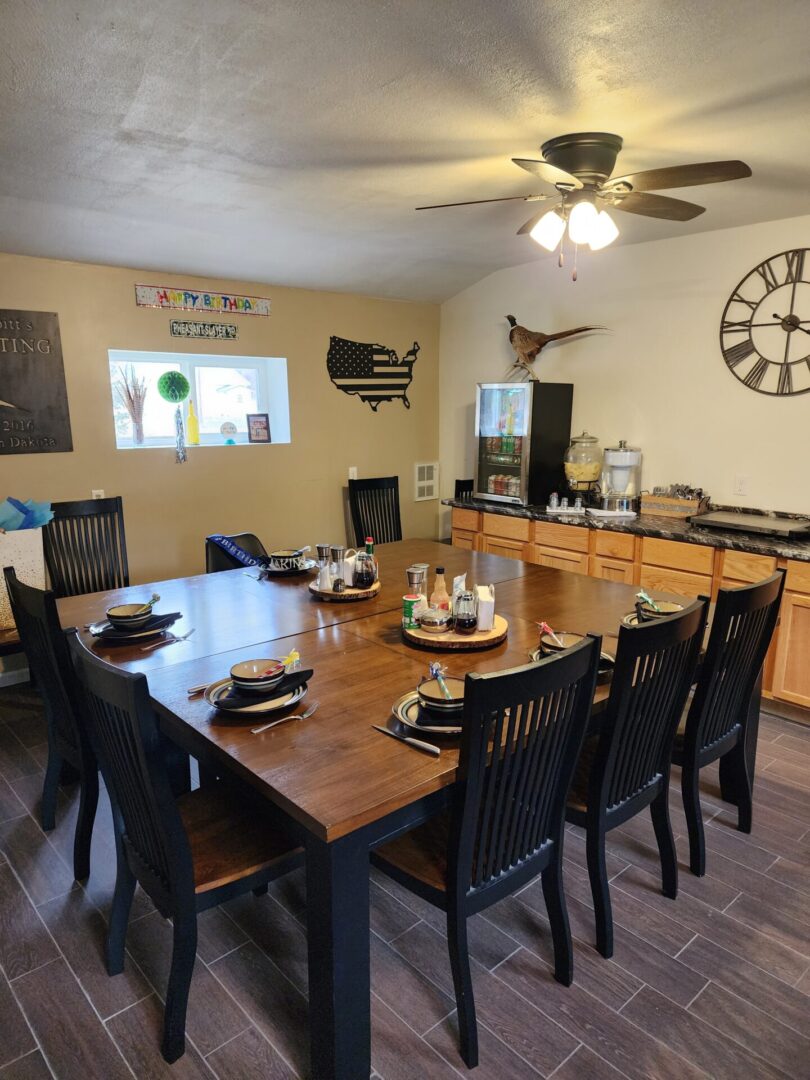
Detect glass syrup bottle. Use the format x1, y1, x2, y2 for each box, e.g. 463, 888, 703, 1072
353, 536, 377, 588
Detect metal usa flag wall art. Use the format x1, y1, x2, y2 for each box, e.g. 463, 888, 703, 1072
327, 337, 419, 411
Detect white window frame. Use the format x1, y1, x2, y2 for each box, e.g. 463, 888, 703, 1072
108, 349, 290, 449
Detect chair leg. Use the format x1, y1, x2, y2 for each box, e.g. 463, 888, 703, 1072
542, 857, 573, 986
650, 790, 678, 899
585, 826, 613, 959
72, 767, 99, 882
724, 744, 753, 834
447, 906, 478, 1068
681, 763, 706, 877
162, 913, 198, 1064
107, 836, 136, 976
40, 748, 62, 832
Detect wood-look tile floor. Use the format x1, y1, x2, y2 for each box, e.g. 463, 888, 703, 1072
1, 682, 809, 1079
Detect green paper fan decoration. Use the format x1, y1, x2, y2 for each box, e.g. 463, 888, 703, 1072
157, 370, 190, 403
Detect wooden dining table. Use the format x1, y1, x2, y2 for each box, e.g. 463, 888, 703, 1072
55, 539, 693, 1079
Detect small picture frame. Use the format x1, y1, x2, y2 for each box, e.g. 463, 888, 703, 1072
246, 412, 271, 444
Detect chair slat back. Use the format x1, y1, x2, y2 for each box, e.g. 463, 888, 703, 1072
687, 571, 785, 752
68, 633, 192, 898
3, 567, 84, 757
454, 479, 474, 501
43, 498, 129, 598
454, 638, 600, 893
205, 533, 268, 573
348, 477, 402, 546
598, 602, 707, 810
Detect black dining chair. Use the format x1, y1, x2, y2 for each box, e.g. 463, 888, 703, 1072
43, 497, 129, 598
372, 638, 602, 1068
348, 476, 402, 546
454, 478, 474, 501
566, 600, 707, 959
67, 631, 302, 1063
3, 567, 98, 880
673, 571, 785, 877
204, 532, 268, 573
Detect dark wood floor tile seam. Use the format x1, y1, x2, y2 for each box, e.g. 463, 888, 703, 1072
720, 897, 810, 967
96, 989, 156, 1025
761, 757, 810, 792
486, 944, 522, 974
719, 888, 744, 913
1, 974, 51, 1077
6, 955, 64, 985
201, 1025, 264, 1064
544, 1044, 589, 1080
0, 1048, 55, 1079
691, 977, 810, 1065
369, 989, 466, 1079
206, 945, 305, 1074
103, 992, 222, 1078
385, 916, 428, 949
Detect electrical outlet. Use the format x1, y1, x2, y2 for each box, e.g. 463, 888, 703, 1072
348, 466, 358, 480
732, 474, 750, 497
91, 488, 105, 499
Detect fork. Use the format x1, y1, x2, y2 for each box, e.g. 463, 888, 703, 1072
251, 701, 319, 735
141, 628, 196, 652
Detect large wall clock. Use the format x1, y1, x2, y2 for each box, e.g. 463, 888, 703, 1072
720, 248, 810, 396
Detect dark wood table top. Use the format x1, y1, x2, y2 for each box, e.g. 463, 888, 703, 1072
55, 540, 531, 672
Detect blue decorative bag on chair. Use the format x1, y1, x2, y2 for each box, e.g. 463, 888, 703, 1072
206, 534, 261, 568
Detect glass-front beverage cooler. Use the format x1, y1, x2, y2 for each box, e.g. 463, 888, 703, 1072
474, 382, 573, 506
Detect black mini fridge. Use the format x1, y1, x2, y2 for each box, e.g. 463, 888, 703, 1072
473, 382, 573, 506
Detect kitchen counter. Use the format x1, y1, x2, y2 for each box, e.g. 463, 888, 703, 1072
443, 498, 810, 563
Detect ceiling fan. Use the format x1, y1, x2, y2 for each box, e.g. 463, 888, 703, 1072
416, 132, 751, 268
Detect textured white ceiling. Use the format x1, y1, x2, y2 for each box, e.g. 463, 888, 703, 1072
1, 0, 809, 301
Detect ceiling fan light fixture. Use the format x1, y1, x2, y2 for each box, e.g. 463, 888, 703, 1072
588, 210, 619, 251
567, 199, 599, 244
530, 209, 566, 251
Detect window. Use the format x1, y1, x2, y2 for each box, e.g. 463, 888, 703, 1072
108, 350, 290, 448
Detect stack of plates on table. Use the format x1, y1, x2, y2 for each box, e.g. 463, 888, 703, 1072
257, 557, 318, 577
621, 600, 683, 627
393, 676, 466, 734
529, 643, 616, 684
89, 613, 181, 644
204, 669, 313, 716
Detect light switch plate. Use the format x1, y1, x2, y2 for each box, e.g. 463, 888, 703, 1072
348, 466, 358, 480
91, 489, 105, 499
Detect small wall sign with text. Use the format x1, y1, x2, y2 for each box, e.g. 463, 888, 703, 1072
0, 310, 73, 455
247, 413, 271, 443
170, 320, 238, 340
135, 284, 270, 316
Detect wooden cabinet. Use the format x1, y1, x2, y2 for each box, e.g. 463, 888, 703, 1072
480, 535, 527, 561
771, 591, 810, 708
450, 505, 810, 720
591, 555, 636, 584
526, 545, 589, 575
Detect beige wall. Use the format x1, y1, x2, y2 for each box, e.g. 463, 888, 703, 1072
440, 213, 810, 536
0, 253, 439, 583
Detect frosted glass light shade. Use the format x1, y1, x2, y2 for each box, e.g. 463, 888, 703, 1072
529, 209, 566, 251
588, 210, 619, 251
568, 200, 599, 244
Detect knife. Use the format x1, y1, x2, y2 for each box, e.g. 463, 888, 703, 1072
372, 724, 440, 757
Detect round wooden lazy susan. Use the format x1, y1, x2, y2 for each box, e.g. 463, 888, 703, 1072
308, 580, 382, 602
402, 614, 508, 651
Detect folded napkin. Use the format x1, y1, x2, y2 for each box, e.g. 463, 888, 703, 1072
217, 669, 314, 710
96, 612, 182, 642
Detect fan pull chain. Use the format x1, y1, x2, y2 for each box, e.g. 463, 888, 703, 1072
558, 234, 564, 268
572, 243, 579, 282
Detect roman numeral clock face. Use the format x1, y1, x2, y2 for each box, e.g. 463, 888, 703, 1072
720, 248, 810, 395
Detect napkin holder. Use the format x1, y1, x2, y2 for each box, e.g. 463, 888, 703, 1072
475, 584, 495, 632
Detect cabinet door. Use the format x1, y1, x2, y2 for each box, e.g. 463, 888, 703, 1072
771, 592, 810, 708
481, 535, 526, 561
639, 565, 712, 599
527, 545, 589, 575
591, 555, 636, 584
641, 537, 715, 576
451, 529, 477, 551
594, 531, 636, 561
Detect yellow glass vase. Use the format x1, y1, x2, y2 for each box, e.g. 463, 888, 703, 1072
186, 399, 200, 445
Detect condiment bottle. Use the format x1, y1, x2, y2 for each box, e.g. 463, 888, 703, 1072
429, 566, 450, 610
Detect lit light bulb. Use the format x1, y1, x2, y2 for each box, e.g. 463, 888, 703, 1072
567, 200, 598, 245
529, 209, 565, 251
588, 210, 619, 251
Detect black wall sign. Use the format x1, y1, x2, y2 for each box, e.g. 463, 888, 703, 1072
0, 310, 73, 455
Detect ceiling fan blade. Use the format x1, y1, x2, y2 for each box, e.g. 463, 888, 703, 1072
605, 190, 705, 221
415, 193, 551, 210
604, 160, 751, 193
512, 158, 583, 189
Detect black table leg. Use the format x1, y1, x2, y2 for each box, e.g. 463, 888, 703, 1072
306, 830, 371, 1079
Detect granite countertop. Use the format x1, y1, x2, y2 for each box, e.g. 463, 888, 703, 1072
443, 498, 810, 563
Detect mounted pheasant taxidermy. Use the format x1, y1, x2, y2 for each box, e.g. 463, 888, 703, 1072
505, 315, 605, 380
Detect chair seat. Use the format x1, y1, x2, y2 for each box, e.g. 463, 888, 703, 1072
566, 735, 598, 814
373, 811, 451, 893
176, 786, 299, 894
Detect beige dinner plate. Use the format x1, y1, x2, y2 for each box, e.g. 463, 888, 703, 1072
392, 691, 462, 735
204, 679, 307, 715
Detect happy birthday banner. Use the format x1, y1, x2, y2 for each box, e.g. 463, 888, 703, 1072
135, 284, 270, 316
